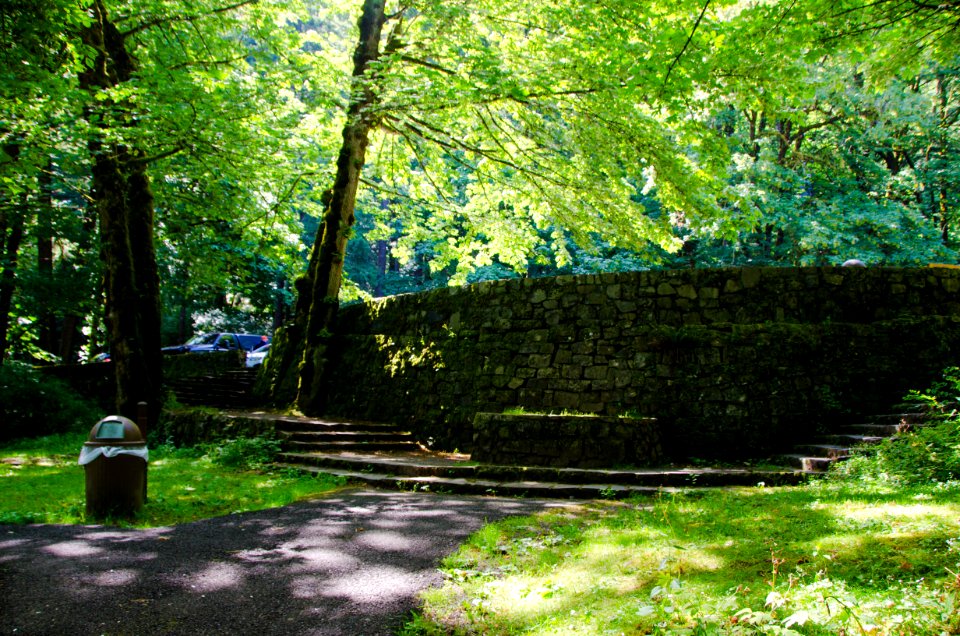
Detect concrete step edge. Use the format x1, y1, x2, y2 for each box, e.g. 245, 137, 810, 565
282, 431, 415, 440
283, 442, 423, 453
277, 453, 811, 487
277, 464, 693, 498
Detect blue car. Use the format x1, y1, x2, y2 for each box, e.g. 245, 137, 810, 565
162, 333, 268, 354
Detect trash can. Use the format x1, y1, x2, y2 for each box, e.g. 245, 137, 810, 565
79, 416, 149, 518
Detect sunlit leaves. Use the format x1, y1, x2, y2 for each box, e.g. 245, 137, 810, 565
342, 0, 775, 283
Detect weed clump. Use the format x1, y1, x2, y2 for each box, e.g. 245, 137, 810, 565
207, 435, 283, 471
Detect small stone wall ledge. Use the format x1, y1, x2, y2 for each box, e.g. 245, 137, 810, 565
471, 412, 663, 469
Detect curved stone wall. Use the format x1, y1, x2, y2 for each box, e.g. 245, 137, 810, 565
323, 266, 960, 459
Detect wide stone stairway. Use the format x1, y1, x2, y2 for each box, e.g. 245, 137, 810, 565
264, 409, 925, 498
170, 368, 926, 498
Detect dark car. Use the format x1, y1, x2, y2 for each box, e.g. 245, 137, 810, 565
162, 332, 268, 355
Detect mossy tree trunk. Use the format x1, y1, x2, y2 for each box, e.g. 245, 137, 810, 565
266, 0, 388, 412
80, 0, 163, 432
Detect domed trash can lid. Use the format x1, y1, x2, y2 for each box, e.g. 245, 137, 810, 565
79, 416, 149, 465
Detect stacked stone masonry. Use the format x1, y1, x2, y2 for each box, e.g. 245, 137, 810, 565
472, 413, 663, 468
324, 266, 960, 459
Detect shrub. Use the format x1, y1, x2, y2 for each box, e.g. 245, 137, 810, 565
208, 435, 282, 471
0, 362, 102, 442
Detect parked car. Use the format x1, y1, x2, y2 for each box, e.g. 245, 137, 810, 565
245, 343, 270, 367
162, 332, 268, 355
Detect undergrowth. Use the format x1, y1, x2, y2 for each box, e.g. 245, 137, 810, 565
0, 362, 103, 442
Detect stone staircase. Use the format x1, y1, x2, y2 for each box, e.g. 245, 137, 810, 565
276, 417, 421, 453
198, 405, 931, 498
166, 368, 260, 409
274, 408, 936, 497
273, 415, 812, 498
775, 411, 926, 472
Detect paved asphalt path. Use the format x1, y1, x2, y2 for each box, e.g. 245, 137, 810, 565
0, 489, 564, 635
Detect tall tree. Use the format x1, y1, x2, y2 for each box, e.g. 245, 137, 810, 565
76, 0, 164, 427
274, 0, 960, 411
292, 0, 389, 412
276, 0, 758, 410
3, 0, 319, 421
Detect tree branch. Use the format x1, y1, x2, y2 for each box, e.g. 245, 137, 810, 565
120, 0, 259, 39
132, 142, 187, 166
399, 55, 457, 75
169, 55, 248, 71
663, 0, 710, 89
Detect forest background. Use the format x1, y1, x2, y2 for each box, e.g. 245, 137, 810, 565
3, 0, 960, 415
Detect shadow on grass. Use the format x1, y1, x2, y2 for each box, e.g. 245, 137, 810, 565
412, 485, 960, 634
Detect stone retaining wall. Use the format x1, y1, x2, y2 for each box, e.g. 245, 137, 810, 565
321, 266, 960, 459
155, 410, 277, 446
471, 413, 663, 468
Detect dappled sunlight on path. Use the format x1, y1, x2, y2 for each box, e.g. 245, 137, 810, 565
0, 489, 562, 635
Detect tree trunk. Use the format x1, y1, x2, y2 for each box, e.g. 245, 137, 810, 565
59, 201, 98, 363
935, 74, 952, 246
80, 0, 163, 432
775, 119, 792, 165
125, 165, 163, 427
940, 186, 950, 244
272, 277, 287, 331
289, 0, 388, 413
0, 195, 26, 363
374, 239, 388, 297
37, 166, 57, 356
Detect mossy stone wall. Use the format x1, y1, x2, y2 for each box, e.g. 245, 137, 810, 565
472, 413, 663, 468
323, 266, 960, 459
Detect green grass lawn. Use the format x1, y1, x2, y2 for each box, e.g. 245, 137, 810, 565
402, 482, 960, 635
0, 430, 346, 527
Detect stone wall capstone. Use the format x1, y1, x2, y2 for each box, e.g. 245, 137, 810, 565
320, 266, 960, 459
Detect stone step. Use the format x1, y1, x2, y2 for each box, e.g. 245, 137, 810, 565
791, 444, 852, 459
866, 412, 929, 427
278, 464, 675, 498
282, 430, 416, 443
272, 418, 406, 434
778, 410, 928, 473
774, 455, 837, 472
170, 385, 254, 396
814, 433, 884, 446
274, 415, 418, 454
277, 451, 811, 492
283, 440, 423, 453
837, 423, 901, 436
